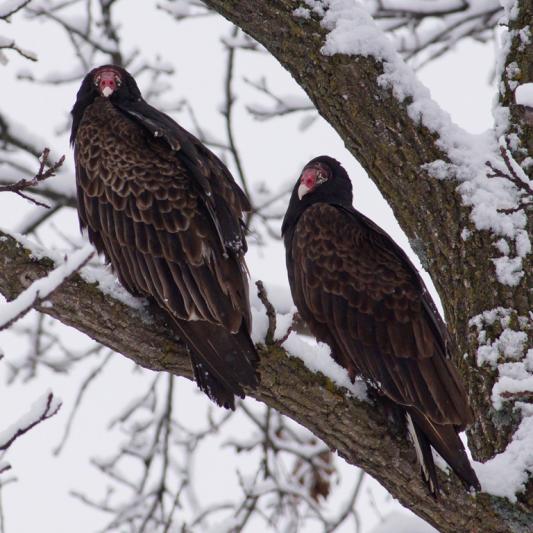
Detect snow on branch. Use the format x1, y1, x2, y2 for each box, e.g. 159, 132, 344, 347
0, 391, 61, 453
0, 0, 32, 19
157, 0, 211, 21
368, 0, 501, 66
0, 243, 94, 331
0, 0, 36, 64
294, 1, 502, 66
0, 148, 65, 208
0, 35, 36, 64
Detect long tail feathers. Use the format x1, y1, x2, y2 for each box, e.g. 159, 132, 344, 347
406, 410, 481, 496
406, 412, 439, 496
173, 318, 259, 410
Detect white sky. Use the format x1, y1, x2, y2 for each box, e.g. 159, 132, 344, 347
0, 3, 495, 532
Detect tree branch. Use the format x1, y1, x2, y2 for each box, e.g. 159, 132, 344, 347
0, 148, 65, 207
0, 230, 521, 533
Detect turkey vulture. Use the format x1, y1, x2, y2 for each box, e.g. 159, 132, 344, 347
282, 156, 480, 494
71, 65, 258, 409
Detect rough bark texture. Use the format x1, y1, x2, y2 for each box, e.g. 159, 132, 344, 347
0, 230, 530, 533
1, 1, 532, 531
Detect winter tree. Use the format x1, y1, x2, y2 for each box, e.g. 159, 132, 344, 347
0, 1, 531, 532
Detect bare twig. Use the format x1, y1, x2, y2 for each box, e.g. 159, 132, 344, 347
222, 25, 250, 199
255, 280, 276, 345
53, 350, 113, 455
0, 148, 65, 208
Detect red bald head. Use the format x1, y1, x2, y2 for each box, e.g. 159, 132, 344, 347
93, 67, 123, 97
298, 162, 331, 200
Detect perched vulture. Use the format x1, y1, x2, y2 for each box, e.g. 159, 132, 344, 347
282, 156, 480, 494
71, 65, 258, 409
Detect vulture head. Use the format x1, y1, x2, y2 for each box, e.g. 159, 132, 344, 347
282, 155, 353, 236
70, 65, 141, 145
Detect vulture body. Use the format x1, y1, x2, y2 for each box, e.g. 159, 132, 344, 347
71, 65, 258, 409
282, 156, 480, 494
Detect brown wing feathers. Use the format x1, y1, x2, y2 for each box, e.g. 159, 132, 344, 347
291, 204, 469, 423
73, 87, 257, 409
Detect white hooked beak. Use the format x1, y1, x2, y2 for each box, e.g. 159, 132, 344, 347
298, 183, 311, 200
101, 86, 114, 98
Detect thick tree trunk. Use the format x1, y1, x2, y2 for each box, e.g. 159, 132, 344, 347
0, 1, 531, 531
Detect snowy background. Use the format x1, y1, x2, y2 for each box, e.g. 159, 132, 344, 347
0, 1, 499, 531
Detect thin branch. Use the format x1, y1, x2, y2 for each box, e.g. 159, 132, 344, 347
221, 25, 250, 199
53, 351, 113, 455
0, 0, 33, 19
255, 280, 276, 345
0, 148, 65, 208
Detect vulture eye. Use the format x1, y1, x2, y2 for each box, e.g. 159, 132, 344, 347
94, 75, 101, 87
115, 75, 122, 86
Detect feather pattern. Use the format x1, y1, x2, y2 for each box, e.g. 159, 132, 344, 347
282, 156, 480, 493
71, 66, 258, 409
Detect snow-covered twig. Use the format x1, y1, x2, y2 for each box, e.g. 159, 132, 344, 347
0, 36, 36, 63
368, 0, 501, 66
0, 392, 62, 452
0, 0, 33, 20
0, 1, 36, 65
157, 0, 211, 21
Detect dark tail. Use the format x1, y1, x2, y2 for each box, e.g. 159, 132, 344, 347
173, 318, 259, 410
406, 410, 480, 496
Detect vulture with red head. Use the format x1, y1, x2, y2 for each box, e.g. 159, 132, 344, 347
282, 156, 480, 494
71, 65, 258, 409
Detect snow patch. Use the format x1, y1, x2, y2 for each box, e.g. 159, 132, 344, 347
470, 308, 532, 409
274, 306, 296, 342
515, 83, 533, 107
492, 255, 524, 286
293, 7, 311, 19
475, 403, 533, 502
80, 263, 147, 311
282, 331, 367, 400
